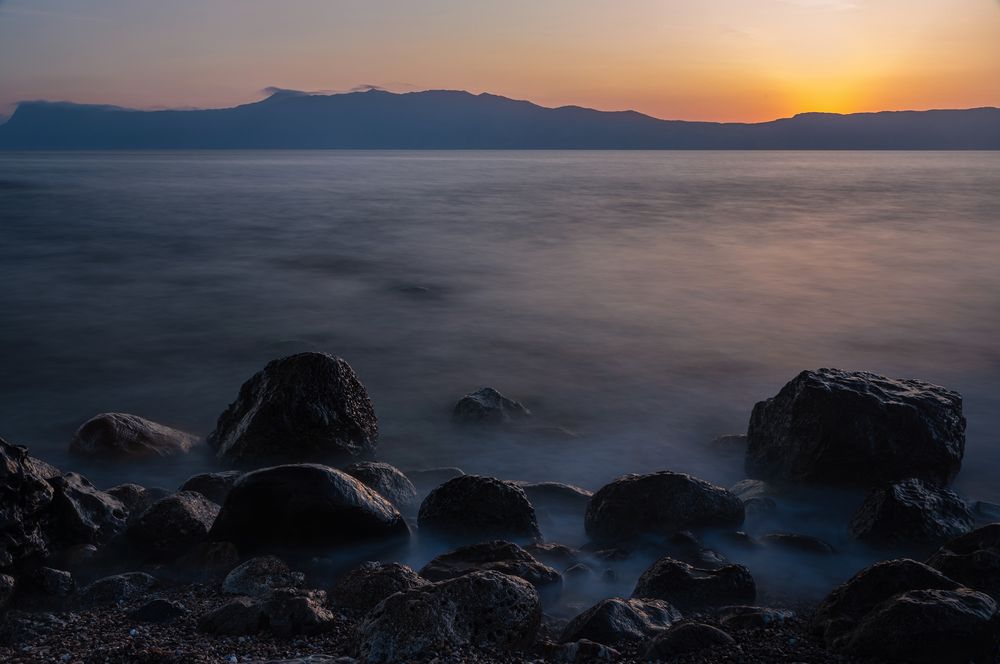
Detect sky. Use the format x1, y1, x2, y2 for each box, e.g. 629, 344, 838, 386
1, 0, 999, 122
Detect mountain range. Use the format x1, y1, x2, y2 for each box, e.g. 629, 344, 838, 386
1, 88, 998, 149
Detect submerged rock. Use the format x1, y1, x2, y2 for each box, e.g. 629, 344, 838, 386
927, 524, 1000, 601
356, 571, 541, 663
210, 464, 409, 553
452, 387, 530, 424
850, 478, 973, 548
330, 561, 428, 612
585, 471, 744, 545
644, 621, 735, 659
632, 557, 756, 611
419, 540, 561, 592
417, 475, 541, 544
343, 462, 417, 509
746, 368, 965, 486
208, 352, 378, 466
70, 412, 198, 458
179, 471, 242, 505
128, 491, 220, 559
560, 597, 682, 646
222, 556, 304, 597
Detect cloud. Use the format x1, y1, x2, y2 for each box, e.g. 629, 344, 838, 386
781, 0, 858, 9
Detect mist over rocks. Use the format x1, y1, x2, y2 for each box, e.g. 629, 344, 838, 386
849, 478, 974, 548
417, 475, 542, 544
419, 540, 562, 593
342, 462, 417, 510
453, 387, 530, 425
746, 368, 966, 486
70, 412, 199, 459
208, 352, 378, 466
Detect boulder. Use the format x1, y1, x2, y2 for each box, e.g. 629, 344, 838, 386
419, 540, 561, 592
811, 558, 962, 646
524, 543, 581, 569
850, 478, 973, 548
330, 561, 428, 612
927, 524, 1000, 601
559, 597, 682, 646
78, 572, 158, 606
632, 557, 755, 611
179, 471, 242, 505
129, 598, 189, 623
18, 567, 74, 608
210, 464, 409, 553
644, 621, 735, 659
663, 531, 730, 569
544, 639, 620, 663
25, 456, 61, 480
222, 556, 304, 597
70, 413, 198, 458
841, 589, 998, 663
208, 352, 378, 466
46, 473, 127, 548
199, 588, 336, 637
585, 471, 744, 545
758, 533, 835, 555
356, 571, 541, 663
0, 438, 54, 569
128, 491, 220, 559
516, 482, 592, 513
452, 387, 530, 424
105, 483, 155, 519
746, 368, 965, 486
729, 479, 778, 516
418, 475, 541, 544
343, 462, 417, 509
717, 605, 795, 630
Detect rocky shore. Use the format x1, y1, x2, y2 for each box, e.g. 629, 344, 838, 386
2, 354, 998, 663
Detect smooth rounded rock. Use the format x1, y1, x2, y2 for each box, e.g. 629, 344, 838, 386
632, 556, 756, 611
418, 475, 541, 544
452, 387, 530, 424
343, 462, 417, 509
179, 471, 242, 505
70, 413, 198, 458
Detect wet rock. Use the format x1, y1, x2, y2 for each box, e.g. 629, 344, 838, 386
644, 621, 735, 659
927, 524, 1000, 601
260, 587, 337, 637
452, 387, 530, 425
417, 475, 541, 544
105, 483, 153, 518
356, 570, 541, 663
811, 558, 962, 646
208, 352, 378, 465
729, 479, 778, 516
70, 412, 198, 458
516, 482, 592, 513
343, 462, 417, 509
79, 572, 158, 606
665, 531, 730, 569
419, 540, 562, 592
717, 605, 795, 630
850, 478, 973, 548
544, 639, 620, 663
759, 533, 835, 555
179, 471, 242, 505
632, 557, 756, 612
705, 434, 748, 457
586, 471, 744, 545
404, 466, 465, 494
746, 368, 965, 486
127, 490, 220, 560
25, 456, 61, 480
560, 597, 682, 646
46, 472, 127, 548
330, 561, 429, 612
841, 588, 998, 663
0, 438, 54, 569
210, 464, 409, 553
524, 542, 581, 569
197, 596, 263, 635
222, 556, 304, 597
130, 598, 189, 623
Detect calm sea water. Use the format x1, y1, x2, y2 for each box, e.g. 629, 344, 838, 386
1, 150, 999, 501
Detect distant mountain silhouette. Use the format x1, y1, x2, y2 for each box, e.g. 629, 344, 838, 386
1, 89, 998, 149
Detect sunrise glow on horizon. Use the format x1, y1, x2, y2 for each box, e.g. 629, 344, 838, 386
1, 0, 999, 122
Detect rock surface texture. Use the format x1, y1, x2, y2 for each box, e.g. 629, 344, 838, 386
419, 540, 561, 591
849, 478, 973, 547
343, 462, 417, 509
330, 561, 428, 612
452, 387, 530, 424
127, 491, 220, 559
927, 524, 1000, 601
632, 556, 756, 611
417, 475, 541, 544
559, 597, 682, 646
70, 413, 198, 458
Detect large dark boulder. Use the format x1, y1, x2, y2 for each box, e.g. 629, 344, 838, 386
356, 571, 541, 663
179, 471, 242, 505
418, 475, 541, 544
128, 491, 220, 559
559, 597, 682, 646
632, 557, 755, 611
585, 472, 744, 545
70, 413, 198, 458
850, 478, 973, 548
210, 464, 408, 553
746, 368, 965, 486
0, 439, 54, 569
343, 462, 417, 510
208, 353, 378, 466
811, 558, 962, 646
841, 589, 998, 663
452, 387, 530, 425
644, 621, 735, 660
419, 540, 561, 592
330, 561, 429, 612
928, 524, 1000, 601
46, 473, 127, 549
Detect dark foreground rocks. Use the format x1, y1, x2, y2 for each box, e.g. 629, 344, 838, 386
643, 621, 735, 659
418, 475, 541, 544
927, 524, 1000, 600
0, 439, 54, 569
585, 471, 744, 545
127, 491, 220, 560
342, 462, 417, 510
70, 413, 198, 459
210, 464, 409, 554
419, 540, 562, 592
746, 368, 965, 486
559, 597, 681, 646
208, 352, 379, 466
632, 557, 756, 611
849, 477, 973, 548
222, 556, 304, 597
179, 471, 242, 505
330, 561, 428, 612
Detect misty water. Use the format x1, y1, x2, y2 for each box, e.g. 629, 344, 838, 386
2, 150, 999, 605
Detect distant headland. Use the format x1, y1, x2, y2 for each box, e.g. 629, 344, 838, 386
1, 88, 998, 150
